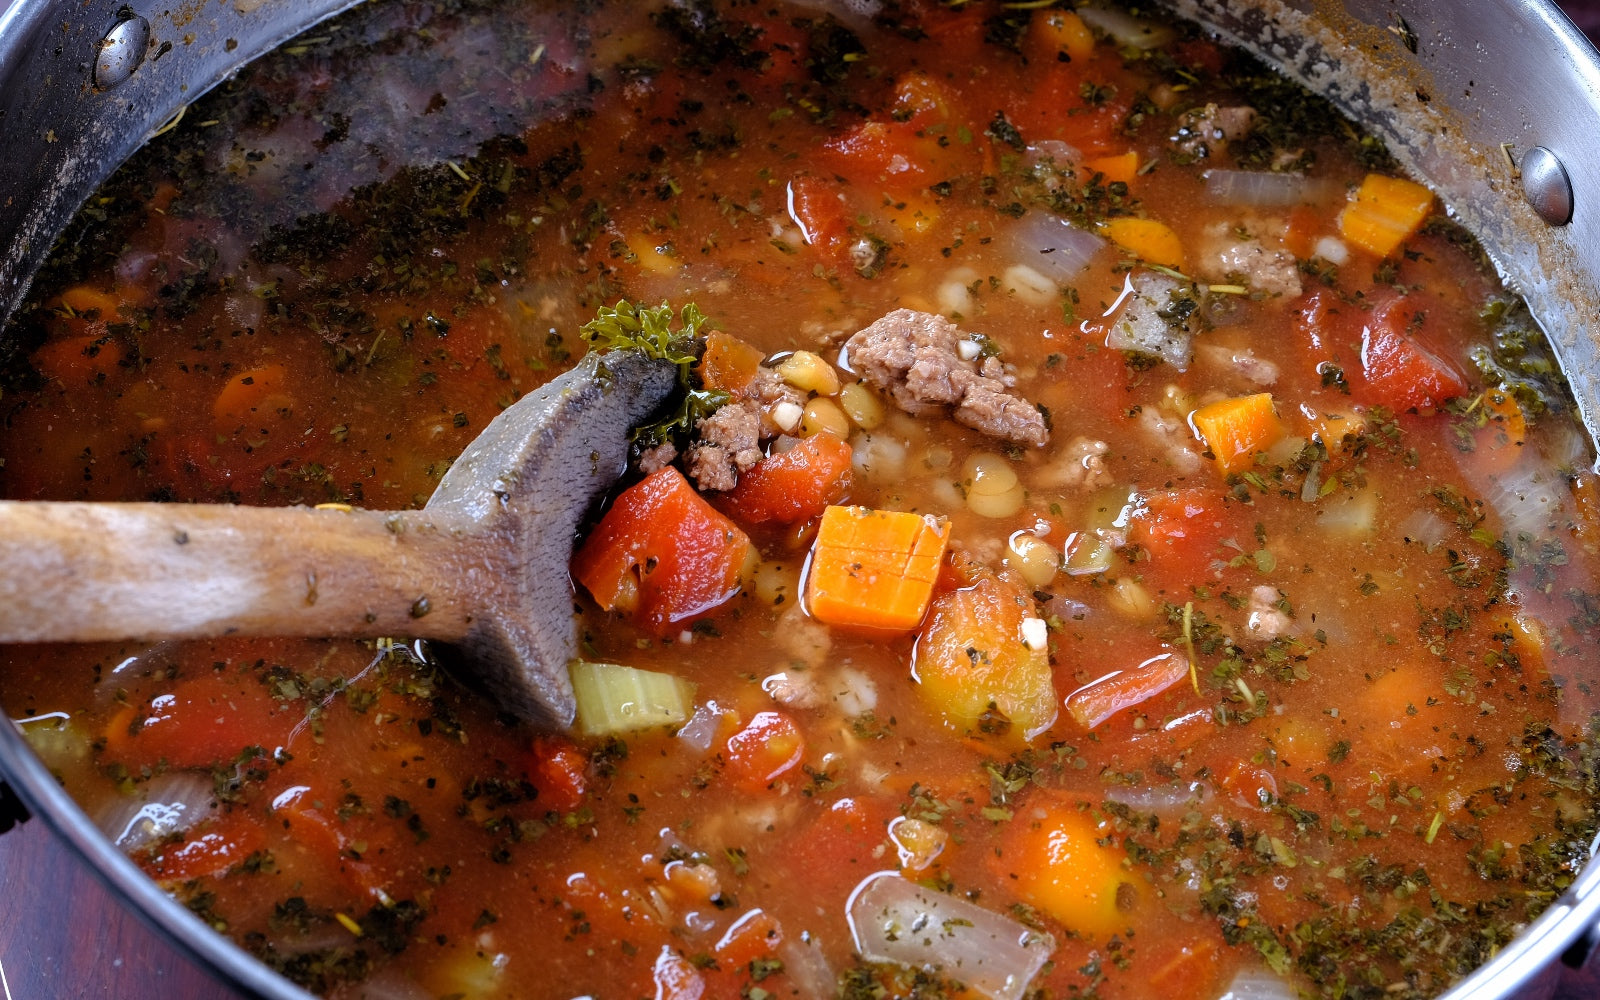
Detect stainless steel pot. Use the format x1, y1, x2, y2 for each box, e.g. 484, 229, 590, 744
2, 1, 1599, 997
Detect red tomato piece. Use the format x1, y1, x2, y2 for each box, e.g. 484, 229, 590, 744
714, 908, 784, 969
104, 672, 302, 770
723, 711, 805, 790
717, 433, 852, 525
572, 466, 753, 636
1125, 487, 1240, 593
785, 174, 855, 263
1358, 298, 1469, 412
142, 809, 267, 882
271, 786, 396, 898
528, 735, 589, 813
1003, 65, 1130, 155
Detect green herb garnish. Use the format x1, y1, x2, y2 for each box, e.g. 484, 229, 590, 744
580, 299, 730, 449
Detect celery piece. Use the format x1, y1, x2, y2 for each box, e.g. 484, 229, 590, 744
569, 660, 696, 737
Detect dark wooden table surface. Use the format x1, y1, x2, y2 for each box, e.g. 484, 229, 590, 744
8, 2, 1600, 998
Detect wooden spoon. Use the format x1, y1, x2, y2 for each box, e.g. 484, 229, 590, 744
0, 350, 677, 727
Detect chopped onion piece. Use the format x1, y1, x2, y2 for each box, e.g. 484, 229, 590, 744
570, 661, 696, 737
778, 934, 836, 998
676, 699, 733, 753
1397, 509, 1450, 552
1484, 466, 1563, 543
1203, 169, 1328, 207
999, 213, 1107, 284
95, 771, 218, 853
846, 872, 1054, 1000
1217, 966, 1300, 1000
1065, 650, 1190, 729
1076, 6, 1175, 50
1104, 780, 1212, 818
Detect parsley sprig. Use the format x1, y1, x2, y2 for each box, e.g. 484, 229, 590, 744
581, 300, 730, 448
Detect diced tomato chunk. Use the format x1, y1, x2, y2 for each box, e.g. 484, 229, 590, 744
572, 467, 753, 636
142, 809, 267, 882
1358, 298, 1469, 412
785, 174, 855, 263
715, 908, 784, 968
723, 711, 805, 790
528, 735, 589, 812
718, 433, 852, 525
1125, 488, 1241, 593
103, 672, 302, 770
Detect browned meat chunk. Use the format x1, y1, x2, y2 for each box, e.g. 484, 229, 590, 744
684, 400, 763, 491
638, 440, 679, 475
844, 309, 1049, 447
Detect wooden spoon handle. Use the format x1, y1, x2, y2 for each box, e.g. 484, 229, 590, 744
0, 501, 490, 644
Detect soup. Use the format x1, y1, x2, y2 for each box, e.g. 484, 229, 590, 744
4, 2, 1599, 998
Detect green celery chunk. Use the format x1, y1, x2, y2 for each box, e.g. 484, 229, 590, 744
569, 660, 696, 737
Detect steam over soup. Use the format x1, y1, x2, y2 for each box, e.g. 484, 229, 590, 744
5, 2, 1600, 999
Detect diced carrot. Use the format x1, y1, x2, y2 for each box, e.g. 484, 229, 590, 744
1028, 8, 1096, 61
912, 566, 1057, 742
1460, 388, 1527, 473
804, 505, 950, 631
996, 803, 1130, 938
715, 908, 784, 968
700, 330, 768, 394
1084, 150, 1140, 186
213, 364, 295, 431
57, 285, 123, 320
881, 194, 942, 237
723, 711, 805, 791
1097, 217, 1185, 270
1351, 663, 1451, 780
718, 433, 852, 525
1190, 392, 1284, 475
527, 735, 588, 812
32, 335, 125, 383
1064, 648, 1191, 729
1338, 173, 1434, 258
572, 466, 753, 636
1304, 409, 1365, 455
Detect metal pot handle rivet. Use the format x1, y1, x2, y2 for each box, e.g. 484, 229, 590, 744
0, 779, 31, 835
1522, 146, 1575, 226
94, 14, 151, 91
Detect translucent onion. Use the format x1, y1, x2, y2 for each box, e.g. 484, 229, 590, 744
1397, 509, 1450, 552
95, 771, 218, 853
999, 213, 1107, 284
1075, 6, 1175, 49
1483, 466, 1564, 542
846, 871, 1055, 1000
1216, 966, 1300, 1000
1203, 169, 1328, 207
1065, 650, 1190, 729
1104, 780, 1212, 819
677, 700, 735, 753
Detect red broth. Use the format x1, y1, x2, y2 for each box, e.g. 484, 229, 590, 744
4, 3, 1600, 999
